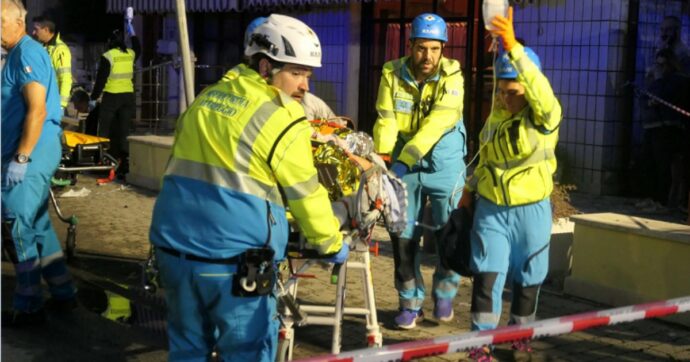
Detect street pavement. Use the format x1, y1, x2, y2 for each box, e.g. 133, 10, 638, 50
2, 174, 689, 361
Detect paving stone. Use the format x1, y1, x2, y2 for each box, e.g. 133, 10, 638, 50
33, 174, 690, 361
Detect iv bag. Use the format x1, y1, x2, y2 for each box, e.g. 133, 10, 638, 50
483, 0, 509, 31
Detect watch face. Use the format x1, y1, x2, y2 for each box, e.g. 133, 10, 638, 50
16, 154, 28, 163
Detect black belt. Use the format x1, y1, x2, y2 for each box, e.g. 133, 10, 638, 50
157, 246, 240, 265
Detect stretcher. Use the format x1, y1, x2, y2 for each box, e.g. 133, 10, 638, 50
51, 130, 118, 259
275, 119, 407, 360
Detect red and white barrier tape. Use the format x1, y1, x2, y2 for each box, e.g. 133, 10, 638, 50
295, 296, 690, 362
634, 86, 690, 118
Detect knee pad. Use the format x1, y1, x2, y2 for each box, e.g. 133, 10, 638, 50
471, 272, 498, 313
2, 221, 18, 264
392, 238, 417, 282
511, 283, 540, 317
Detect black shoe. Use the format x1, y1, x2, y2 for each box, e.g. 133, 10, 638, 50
1, 309, 47, 327
45, 297, 78, 314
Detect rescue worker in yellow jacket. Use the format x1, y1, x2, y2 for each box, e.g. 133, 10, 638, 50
90, 27, 140, 178
374, 13, 467, 329
461, 7, 562, 360
149, 14, 347, 361
31, 15, 71, 111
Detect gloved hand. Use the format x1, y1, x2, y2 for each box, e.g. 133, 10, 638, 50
88, 100, 98, 111
126, 22, 136, 37
490, 6, 517, 52
4, 160, 28, 187
325, 244, 350, 264
378, 153, 392, 166
390, 161, 408, 179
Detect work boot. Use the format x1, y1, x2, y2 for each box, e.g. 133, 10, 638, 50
433, 298, 454, 322
45, 297, 78, 314
394, 309, 424, 329
1, 309, 47, 328
461, 345, 493, 362
511, 339, 533, 362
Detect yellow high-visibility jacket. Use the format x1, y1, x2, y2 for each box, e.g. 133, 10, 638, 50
150, 64, 342, 259
373, 56, 464, 167
468, 44, 562, 206
45, 33, 72, 107
103, 48, 135, 94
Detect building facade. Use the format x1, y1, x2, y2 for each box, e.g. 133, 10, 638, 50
97, 0, 690, 196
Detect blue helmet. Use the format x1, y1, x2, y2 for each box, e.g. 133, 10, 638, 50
410, 13, 447, 43
495, 46, 542, 79
244, 16, 268, 48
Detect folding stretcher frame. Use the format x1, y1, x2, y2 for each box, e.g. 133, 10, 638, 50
276, 222, 383, 361
275, 123, 387, 360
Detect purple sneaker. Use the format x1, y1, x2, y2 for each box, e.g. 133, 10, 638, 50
433, 298, 454, 322
394, 309, 424, 329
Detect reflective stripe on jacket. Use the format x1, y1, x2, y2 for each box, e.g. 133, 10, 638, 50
103, 48, 134, 94
150, 64, 342, 260
46, 33, 72, 107
373, 56, 464, 167
468, 44, 562, 206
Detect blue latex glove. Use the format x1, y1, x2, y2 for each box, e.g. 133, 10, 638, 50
5, 160, 28, 187
390, 161, 408, 178
126, 21, 136, 37
88, 100, 97, 110
325, 244, 350, 264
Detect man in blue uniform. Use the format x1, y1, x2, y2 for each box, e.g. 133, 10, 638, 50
373, 13, 467, 329
150, 14, 347, 361
1, 0, 77, 326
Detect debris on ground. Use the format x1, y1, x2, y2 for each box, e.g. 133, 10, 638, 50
551, 183, 578, 220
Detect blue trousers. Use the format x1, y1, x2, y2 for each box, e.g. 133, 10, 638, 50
1, 129, 75, 312
470, 197, 551, 331
392, 121, 466, 310
156, 249, 278, 362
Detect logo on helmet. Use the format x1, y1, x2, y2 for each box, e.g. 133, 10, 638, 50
425, 15, 436, 21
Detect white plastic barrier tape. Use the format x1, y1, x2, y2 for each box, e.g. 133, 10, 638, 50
632, 84, 690, 117
295, 296, 690, 362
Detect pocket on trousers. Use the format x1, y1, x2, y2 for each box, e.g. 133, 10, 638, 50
521, 242, 549, 285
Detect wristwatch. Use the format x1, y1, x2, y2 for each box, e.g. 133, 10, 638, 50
15, 153, 30, 163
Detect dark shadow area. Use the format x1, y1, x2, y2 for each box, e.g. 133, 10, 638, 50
1, 266, 167, 362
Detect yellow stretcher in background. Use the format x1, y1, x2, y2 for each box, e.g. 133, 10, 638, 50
51, 130, 119, 259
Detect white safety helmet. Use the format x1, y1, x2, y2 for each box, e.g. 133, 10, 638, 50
244, 14, 322, 68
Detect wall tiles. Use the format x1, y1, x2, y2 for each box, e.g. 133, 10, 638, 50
593, 145, 604, 169
585, 120, 596, 146
584, 143, 594, 169
578, 95, 589, 119
513, 1, 690, 194
574, 143, 584, 169
576, 119, 587, 146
